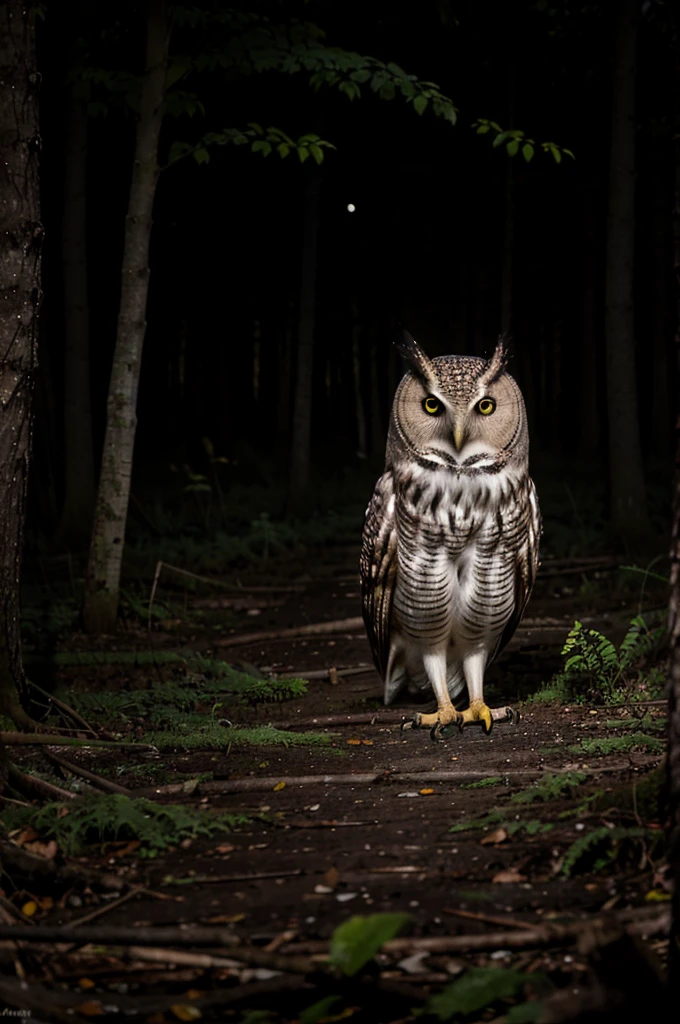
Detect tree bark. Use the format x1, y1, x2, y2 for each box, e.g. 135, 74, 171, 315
0, 1, 43, 726
604, 0, 651, 548
287, 164, 321, 517
83, 0, 168, 634
55, 94, 95, 549
668, 9, 680, 998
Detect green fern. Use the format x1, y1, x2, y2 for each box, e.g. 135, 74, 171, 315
0, 794, 247, 857
145, 723, 332, 750
561, 825, 655, 877
510, 772, 587, 805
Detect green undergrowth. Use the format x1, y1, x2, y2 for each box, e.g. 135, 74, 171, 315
144, 722, 333, 750
561, 825, 661, 878
450, 774, 589, 837
62, 662, 307, 723
527, 613, 665, 707
568, 733, 664, 756
450, 809, 553, 837
459, 776, 505, 790
0, 793, 247, 857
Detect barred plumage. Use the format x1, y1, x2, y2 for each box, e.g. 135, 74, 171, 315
360, 333, 541, 739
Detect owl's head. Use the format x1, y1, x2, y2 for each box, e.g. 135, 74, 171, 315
388, 332, 529, 473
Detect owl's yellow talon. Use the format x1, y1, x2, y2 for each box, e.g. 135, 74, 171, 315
460, 699, 494, 733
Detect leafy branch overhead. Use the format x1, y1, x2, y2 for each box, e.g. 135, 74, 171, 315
167, 125, 335, 168
473, 119, 575, 163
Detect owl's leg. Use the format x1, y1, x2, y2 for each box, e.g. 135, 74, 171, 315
402, 651, 464, 737
446, 651, 518, 735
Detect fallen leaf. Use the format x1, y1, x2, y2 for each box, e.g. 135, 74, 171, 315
492, 869, 527, 884
79, 978, 96, 989
24, 839, 58, 860
171, 1006, 202, 1022
397, 950, 431, 974
14, 828, 39, 846
346, 739, 361, 746
481, 828, 508, 846
214, 844, 235, 854
273, 781, 286, 792
314, 884, 333, 894
57, 806, 70, 819
361, 740, 373, 746
419, 788, 435, 796
185, 990, 203, 1000
146, 1016, 166, 1024
336, 892, 358, 902
37, 896, 54, 911
113, 840, 141, 859
76, 1001, 104, 1016
645, 889, 671, 902
324, 867, 339, 889
21, 901, 37, 917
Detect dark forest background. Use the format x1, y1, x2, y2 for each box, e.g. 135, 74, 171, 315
29, 0, 679, 595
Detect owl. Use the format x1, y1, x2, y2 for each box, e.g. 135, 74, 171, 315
360, 332, 541, 740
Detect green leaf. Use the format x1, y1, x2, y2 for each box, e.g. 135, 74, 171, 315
476, 123, 491, 134
522, 143, 534, 161
300, 996, 342, 1024
379, 81, 396, 100
193, 147, 210, 165
413, 94, 428, 115
426, 967, 535, 1020
297, 146, 310, 163
563, 147, 575, 159
309, 144, 325, 165
551, 147, 562, 163
506, 139, 519, 156
251, 140, 272, 156
328, 913, 410, 977
492, 132, 508, 148
277, 143, 291, 158
349, 69, 371, 83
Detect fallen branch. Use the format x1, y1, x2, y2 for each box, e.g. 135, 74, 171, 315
0, 732, 155, 750
135, 763, 648, 798
212, 616, 365, 649
27, 682, 99, 737
277, 711, 401, 729
7, 764, 79, 802
283, 908, 670, 956
42, 751, 133, 796
164, 868, 303, 885
276, 665, 375, 682
443, 906, 536, 931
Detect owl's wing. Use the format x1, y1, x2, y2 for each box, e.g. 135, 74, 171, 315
491, 479, 542, 665
360, 471, 398, 680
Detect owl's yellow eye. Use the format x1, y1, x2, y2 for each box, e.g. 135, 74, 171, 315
476, 398, 496, 416
423, 396, 443, 416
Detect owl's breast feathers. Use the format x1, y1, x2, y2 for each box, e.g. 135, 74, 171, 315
360, 466, 541, 679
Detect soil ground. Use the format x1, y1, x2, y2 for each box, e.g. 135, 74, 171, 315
0, 544, 670, 1022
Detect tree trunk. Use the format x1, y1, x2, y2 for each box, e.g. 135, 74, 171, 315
0, 0, 43, 726
650, 170, 671, 452
287, 165, 321, 517
500, 62, 516, 336
579, 185, 601, 458
668, 12, 680, 997
604, 0, 650, 548
83, 0, 168, 634
55, 94, 95, 550
351, 297, 367, 460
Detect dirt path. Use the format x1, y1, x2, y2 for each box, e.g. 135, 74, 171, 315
4, 551, 669, 1020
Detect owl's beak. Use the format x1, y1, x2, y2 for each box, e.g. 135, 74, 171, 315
453, 422, 466, 452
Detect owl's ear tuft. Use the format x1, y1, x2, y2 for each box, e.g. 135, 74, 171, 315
395, 331, 438, 388
481, 334, 511, 387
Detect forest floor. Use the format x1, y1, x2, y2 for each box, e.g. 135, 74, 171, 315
0, 544, 671, 1023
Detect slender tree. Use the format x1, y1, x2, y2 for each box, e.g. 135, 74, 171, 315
0, 0, 43, 725
56, 90, 95, 549
287, 163, 322, 516
604, 0, 651, 548
668, 4, 680, 996
83, 0, 168, 633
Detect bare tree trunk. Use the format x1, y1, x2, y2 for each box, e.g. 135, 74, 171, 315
0, 0, 42, 726
56, 94, 95, 549
351, 297, 367, 460
579, 185, 601, 457
650, 170, 671, 451
604, 0, 650, 548
287, 165, 321, 516
668, 12, 680, 997
83, 0, 168, 634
